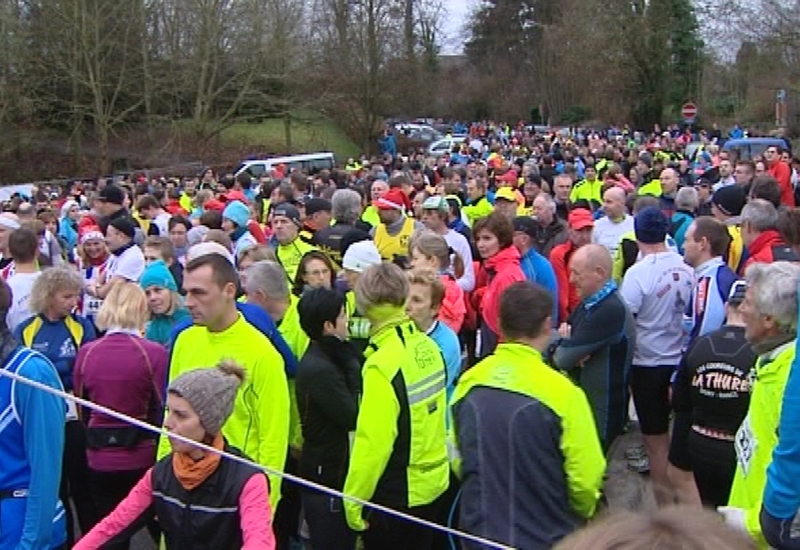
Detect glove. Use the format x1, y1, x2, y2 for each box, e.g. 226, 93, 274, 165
718, 506, 747, 533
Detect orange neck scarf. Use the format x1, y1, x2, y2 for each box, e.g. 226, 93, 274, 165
172, 433, 224, 491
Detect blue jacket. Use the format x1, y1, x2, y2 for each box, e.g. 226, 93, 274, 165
170, 301, 297, 379
520, 247, 559, 325
58, 218, 78, 255
0, 344, 67, 549
378, 134, 397, 158
14, 314, 97, 392
426, 320, 461, 404
670, 211, 694, 254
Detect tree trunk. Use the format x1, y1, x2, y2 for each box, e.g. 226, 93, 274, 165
284, 111, 293, 152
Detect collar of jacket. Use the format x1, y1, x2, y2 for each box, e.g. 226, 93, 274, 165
583, 279, 618, 310
364, 312, 412, 357
451, 342, 546, 406
753, 333, 795, 360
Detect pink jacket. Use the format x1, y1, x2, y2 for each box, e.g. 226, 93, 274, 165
74, 467, 275, 549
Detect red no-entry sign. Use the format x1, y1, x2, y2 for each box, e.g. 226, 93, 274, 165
681, 102, 698, 121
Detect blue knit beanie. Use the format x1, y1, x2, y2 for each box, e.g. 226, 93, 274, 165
634, 206, 669, 244
140, 260, 177, 292
222, 200, 250, 228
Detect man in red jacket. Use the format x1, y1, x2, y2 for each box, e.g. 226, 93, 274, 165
740, 198, 799, 273
549, 208, 594, 323
765, 144, 795, 207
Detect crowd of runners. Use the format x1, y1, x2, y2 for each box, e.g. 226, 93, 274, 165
2, 122, 800, 549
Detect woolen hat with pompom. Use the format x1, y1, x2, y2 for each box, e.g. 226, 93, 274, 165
168, 360, 245, 436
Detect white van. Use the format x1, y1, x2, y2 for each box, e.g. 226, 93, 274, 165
234, 152, 335, 178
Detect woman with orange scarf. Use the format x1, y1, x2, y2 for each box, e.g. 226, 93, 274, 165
74, 360, 275, 549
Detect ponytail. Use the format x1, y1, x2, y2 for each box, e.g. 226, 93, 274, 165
450, 248, 465, 279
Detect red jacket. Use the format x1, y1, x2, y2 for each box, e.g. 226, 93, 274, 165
472, 246, 525, 337
247, 220, 267, 244
742, 229, 792, 273
769, 161, 795, 207
438, 274, 466, 333
549, 241, 580, 323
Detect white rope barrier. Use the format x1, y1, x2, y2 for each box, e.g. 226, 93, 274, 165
0, 366, 516, 550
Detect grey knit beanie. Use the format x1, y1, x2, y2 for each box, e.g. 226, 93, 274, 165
168, 360, 245, 436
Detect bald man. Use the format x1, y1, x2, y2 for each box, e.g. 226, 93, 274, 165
659, 167, 680, 218
551, 244, 636, 451
592, 187, 634, 255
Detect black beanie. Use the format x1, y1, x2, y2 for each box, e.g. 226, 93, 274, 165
298, 287, 345, 341
108, 217, 136, 240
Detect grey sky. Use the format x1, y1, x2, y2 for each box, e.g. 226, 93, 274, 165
441, 0, 473, 53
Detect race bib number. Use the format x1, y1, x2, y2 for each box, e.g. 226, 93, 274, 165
83, 297, 103, 317
66, 394, 79, 421
735, 415, 757, 477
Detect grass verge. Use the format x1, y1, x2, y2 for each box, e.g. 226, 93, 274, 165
221, 111, 360, 161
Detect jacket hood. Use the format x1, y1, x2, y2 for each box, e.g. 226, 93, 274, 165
485, 245, 521, 271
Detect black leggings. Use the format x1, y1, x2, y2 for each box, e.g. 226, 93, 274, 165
363, 497, 442, 550
61, 421, 97, 545
688, 430, 737, 508
88, 468, 152, 550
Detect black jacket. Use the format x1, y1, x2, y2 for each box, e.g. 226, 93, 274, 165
107, 442, 263, 550
533, 218, 568, 258
295, 337, 362, 492
313, 222, 368, 270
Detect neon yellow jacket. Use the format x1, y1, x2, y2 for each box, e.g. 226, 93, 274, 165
361, 205, 380, 228
463, 196, 493, 226
276, 237, 318, 282
638, 179, 662, 197
343, 314, 449, 531
158, 315, 290, 510
729, 341, 795, 548
278, 295, 310, 451
448, 343, 605, 519
570, 178, 603, 205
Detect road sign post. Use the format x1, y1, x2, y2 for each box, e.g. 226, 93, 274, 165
681, 102, 698, 124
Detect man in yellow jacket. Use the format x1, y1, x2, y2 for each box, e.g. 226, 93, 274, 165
343, 263, 449, 550
157, 251, 289, 511
720, 261, 800, 548
449, 280, 605, 549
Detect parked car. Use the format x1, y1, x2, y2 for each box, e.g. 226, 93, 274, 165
234, 152, 335, 179
427, 136, 468, 158
722, 137, 790, 160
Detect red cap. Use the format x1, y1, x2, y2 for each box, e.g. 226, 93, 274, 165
374, 188, 410, 211
204, 199, 226, 212
568, 208, 595, 230
496, 170, 518, 186
223, 190, 248, 203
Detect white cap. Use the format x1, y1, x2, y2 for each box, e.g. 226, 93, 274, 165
186, 241, 235, 266
342, 240, 382, 273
